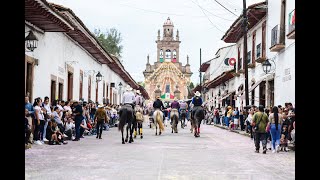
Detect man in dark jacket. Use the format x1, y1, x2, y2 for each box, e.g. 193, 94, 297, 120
72, 100, 83, 141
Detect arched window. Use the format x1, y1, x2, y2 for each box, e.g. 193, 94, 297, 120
172, 50, 177, 62
165, 49, 171, 62
159, 49, 164, 62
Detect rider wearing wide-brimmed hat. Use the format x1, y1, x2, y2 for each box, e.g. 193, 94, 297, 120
190, 91, 203, 117
122, 85, 135, 109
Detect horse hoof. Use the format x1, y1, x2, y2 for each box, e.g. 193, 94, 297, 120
141, 136, 143, 139
159, 132, 162, 135
155, 133, 157, 136
122, 142, 125, 144
125, 139, 128, 142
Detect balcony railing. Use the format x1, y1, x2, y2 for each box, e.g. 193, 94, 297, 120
270, 25, 285, 52
287, 9, 295, 39
255, 43, 266, 63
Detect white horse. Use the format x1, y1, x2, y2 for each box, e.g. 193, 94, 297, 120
153, 109, 165, 135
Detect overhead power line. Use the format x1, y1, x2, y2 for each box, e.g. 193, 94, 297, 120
190, 0, 228, 33
212, 0, 238, 17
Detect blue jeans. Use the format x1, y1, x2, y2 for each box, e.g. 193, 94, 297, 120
270, 124, 281, 150
75, 120, 81, 139
224, 117, 229, 127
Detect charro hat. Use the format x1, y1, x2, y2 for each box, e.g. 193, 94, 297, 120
195, 91, 201, 97
98, 104, 104, 108
126, 85, 133, 91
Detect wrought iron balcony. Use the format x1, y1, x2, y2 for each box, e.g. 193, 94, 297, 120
255, 43, 266, 63
270, 25, 285, 52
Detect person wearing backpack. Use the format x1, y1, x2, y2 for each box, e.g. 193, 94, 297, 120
251, 105, 269, 154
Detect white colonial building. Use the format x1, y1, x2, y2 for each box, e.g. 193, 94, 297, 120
199, 0, 295, 109
199, 45, 237, 110
25, 0, 149, 104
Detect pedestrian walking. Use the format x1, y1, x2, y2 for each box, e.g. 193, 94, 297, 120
94, 104, 108, 139
266, 106, 283, 153
251, 105, 269, 154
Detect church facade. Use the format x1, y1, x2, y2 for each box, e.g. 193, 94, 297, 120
143, 18, 192, 101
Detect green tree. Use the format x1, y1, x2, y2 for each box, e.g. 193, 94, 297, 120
189, 82, 195, 89
94, 28, 123, 58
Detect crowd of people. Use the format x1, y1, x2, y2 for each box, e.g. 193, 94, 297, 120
25, 90, 295, 155
25, 96, 121, 149
203, 102, 295, 153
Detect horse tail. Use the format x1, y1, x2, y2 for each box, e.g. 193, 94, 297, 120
118, 107, 127, 131
156, 111, 165, 131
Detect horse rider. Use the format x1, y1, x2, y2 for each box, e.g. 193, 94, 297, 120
122, 85, 135, 110
153, 96, 165, 120
190, 91, 204, 122
179, 100, 188, 126
134, 90, 144, 138
170, 98, 180, 133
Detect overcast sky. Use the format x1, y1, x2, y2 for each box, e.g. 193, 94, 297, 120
49, 0, 262, 84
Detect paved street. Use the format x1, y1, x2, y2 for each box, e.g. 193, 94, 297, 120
25, 116, 295, 180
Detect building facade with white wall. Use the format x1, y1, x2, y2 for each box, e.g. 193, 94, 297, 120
200, 1, 295, 110
25, 0, 149, 104
199, 45, 237, 110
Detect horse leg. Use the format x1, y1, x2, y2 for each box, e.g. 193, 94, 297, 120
125, 125, 129, 142
121, 128, 125, 144
129, 122, 134, 143
155, 124, 158, 136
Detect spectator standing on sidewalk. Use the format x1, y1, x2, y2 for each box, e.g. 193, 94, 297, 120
239, 109, 245, 131
42, 97, 52, 142
233, 107, 240, 130
252, 105, 269, 154
72, 100, 83, 141
226, 106, 232, 127
33, 98, 45, 145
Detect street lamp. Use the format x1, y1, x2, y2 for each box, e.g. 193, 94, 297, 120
96, 71, 102, 82
262, 59, 272, 74
221, 82, 226, 91
118, 82, 123, 104
25, 31, 38, 52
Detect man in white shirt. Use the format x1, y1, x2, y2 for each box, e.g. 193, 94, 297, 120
122, 85, 135, 109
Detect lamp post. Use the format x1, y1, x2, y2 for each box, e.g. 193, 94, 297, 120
118, 82, 123, 104
25, 31, 38, 52
96, 71, 102, 82
262, 59, 272, 74
221, 82, 226, 91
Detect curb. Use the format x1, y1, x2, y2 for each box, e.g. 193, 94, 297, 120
213, 124, 295, 151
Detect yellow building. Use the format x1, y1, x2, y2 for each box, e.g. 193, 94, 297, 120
143, 18, 192, 101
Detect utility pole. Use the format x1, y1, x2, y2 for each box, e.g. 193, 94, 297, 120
243, 0, 249, 106
199, 48, 202, 97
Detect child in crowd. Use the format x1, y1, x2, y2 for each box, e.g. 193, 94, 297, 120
280, 125, 289, 152
64, 117, 75, 140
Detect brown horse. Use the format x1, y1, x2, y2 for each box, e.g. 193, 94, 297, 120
191, 106, 204, 137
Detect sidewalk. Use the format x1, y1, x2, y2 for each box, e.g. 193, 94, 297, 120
212, 124, 295, 151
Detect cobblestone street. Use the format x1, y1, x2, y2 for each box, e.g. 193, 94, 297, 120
25, 116, 295, 180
